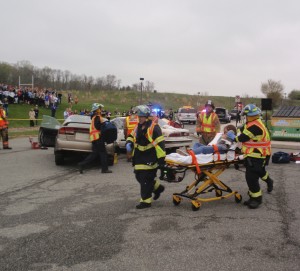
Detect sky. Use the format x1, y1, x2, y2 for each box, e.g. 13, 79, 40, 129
1, 0, 300, 97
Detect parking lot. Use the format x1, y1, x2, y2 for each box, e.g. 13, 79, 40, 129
0, 127, 300, 271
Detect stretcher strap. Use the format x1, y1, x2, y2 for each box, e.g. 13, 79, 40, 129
212, 144, 221, 160
187, 149, 201, 174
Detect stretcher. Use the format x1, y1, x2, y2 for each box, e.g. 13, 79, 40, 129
161, 148, 245, 211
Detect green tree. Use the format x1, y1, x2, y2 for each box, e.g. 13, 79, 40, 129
261, 79, 284, 108
288, 90, 300, 100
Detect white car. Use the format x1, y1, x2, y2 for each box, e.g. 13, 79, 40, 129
39, 115, 116, 166
111, 117, 193, 153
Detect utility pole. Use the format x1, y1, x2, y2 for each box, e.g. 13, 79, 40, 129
139, 78, 144, 104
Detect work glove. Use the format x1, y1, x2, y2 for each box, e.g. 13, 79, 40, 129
158, 157, 166, 168
226, 130, 236, 141
125, 142, 133, 152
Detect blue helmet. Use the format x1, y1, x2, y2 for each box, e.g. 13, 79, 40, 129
242, 104, 261, 116
135, 105, 151, 117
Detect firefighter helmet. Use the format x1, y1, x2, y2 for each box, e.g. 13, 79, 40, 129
205, 100, 215, 109
136, 105, 151, 117
241, 104, 261, 116
91, 103, 104, 112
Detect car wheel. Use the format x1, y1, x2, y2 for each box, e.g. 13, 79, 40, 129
55, 151, 65, 165
39, 128, 56, 147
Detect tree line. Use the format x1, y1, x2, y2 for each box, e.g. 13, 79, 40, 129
0, 60, 155, 92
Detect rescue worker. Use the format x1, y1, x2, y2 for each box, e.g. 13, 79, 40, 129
196, 100, 221, 145
126, 105, 166, 209
234, 104, 274, 209
124, 110, 139, 162
78, 103, 112, 174
0, 101, 12, 150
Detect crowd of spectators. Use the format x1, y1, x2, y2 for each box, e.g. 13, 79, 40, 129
0, 83, 62, 108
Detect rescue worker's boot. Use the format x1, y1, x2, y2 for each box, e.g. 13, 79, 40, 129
265, 177, 274, 193
153, 185, 165, 200
136, 202, 151, 209
244, 196, 262, 209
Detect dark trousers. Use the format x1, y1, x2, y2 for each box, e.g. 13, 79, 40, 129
0, 127, 9, 148
245, 157, 267, 193
135, 169, 157, 201
78, 139, 108, 171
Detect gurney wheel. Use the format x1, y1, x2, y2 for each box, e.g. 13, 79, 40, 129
215, 189, 222, 197
172, 195, 182, 206
191, 200, 201, 211
177, 177, 183, 182
235, 193, 242, 203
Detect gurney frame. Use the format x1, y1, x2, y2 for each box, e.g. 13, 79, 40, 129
162, 159, 244, 211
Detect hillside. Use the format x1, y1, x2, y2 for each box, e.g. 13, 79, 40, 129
5, 89, 285, 129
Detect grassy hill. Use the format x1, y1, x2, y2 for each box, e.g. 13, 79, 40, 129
7, 90, 264, 130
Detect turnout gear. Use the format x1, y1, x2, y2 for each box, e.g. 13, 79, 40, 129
78, 109, 112, 174
126, 112, 166, 208
0, 105, 11, 149
236, 110, 273, 208
196, 102, 221, 145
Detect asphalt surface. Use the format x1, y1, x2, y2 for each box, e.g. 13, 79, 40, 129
0, 129, 300, 271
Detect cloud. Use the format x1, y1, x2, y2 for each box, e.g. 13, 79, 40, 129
1, 0, 300, 96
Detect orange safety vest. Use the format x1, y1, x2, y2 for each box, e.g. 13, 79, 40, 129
0, 109, 8, 128
242, 119, 271, 158
89, 115, 102, 142
126, 115, 139, 136
199, 112, 217, 133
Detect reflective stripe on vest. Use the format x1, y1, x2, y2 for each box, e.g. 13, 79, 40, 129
89, 115, 101, 142
0, 109, 8, 128
126, 115, 138, 136
242, 119, 271, 158
134, 163, 158, 170
199, 112, 217, 133
132, 121, 166, 160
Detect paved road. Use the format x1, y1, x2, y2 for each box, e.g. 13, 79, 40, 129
0, 135, 300, 271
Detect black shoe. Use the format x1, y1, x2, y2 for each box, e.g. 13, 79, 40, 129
266, 178, 274, 193
153, 185, 165, 200
102, 169, 112, 174
136, 202, 151, 209
78, 165, 83, 174
244, 196, 262, 209
3, 147, 12, 150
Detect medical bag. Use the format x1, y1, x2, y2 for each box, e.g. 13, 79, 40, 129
271, 151, 290, 164
101, 121, 117, 144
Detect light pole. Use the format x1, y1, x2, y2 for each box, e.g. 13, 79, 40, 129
140, 78, 144, 104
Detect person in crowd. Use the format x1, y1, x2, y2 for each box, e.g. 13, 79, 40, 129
63, 108, 71, 119
78, 103, 112, 174
234, 104, 274, 209
0, 101, 12, 149
34, 105, 39, 125
236, 110, 241, 127
168, 108, 174, 121
51, 103, 57, 118
196, 100, 221, 145
126, 105, 166, 209
192, 124, 237, 154
29, 108, 35, 127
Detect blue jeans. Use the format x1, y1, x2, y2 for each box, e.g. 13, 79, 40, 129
192, 143, 227, 155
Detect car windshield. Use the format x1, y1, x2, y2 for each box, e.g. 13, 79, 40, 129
179, 108, 196, 113
215, 108, 226, 114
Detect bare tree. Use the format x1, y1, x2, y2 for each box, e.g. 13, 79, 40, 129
261, 79, 284, 108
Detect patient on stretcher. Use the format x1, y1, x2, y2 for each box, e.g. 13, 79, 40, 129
192, 124, 237, 154
166, 125, 241, 165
